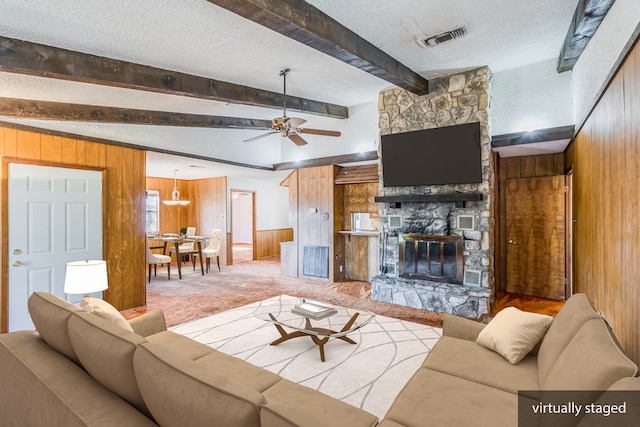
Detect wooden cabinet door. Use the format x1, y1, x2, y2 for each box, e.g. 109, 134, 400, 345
506, 175, 566, 300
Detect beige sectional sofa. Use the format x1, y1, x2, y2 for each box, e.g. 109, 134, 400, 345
0, 292, 377, 427
0, 291, 638, 426
380, 293, 639, 427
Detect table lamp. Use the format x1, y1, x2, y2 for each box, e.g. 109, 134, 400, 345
64, 260, 108, 299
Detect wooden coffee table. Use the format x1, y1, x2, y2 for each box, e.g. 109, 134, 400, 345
255, 299, 375, 362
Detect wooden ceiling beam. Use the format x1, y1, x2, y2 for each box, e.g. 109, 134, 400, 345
273, 151, 378, 171
0, 36, 348, 119
0, 97, 274, 129
491, 125, 575, 147
207, 0, 430, 95
557, 0, 615, 72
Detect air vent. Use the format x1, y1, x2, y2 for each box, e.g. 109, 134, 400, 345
423, 26, 466, 47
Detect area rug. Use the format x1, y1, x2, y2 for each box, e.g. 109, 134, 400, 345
170, 294, 442, 419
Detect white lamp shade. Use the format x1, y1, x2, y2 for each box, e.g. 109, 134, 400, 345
64, 260, 108, 295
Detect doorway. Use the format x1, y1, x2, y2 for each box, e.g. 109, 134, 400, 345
6, 163, 103, 331
230, 190, 256, 264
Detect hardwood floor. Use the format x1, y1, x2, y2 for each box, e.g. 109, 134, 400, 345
491, 290, 565, 317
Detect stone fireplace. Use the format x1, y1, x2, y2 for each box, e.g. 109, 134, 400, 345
371, 66, 494, 319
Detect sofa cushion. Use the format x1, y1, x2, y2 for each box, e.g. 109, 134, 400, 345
195, 350, 282, 392
0, 330, 156, 427
81, 297, 134, 332
540, 318, 638, 390
422, 335, 539, 393
67, 312, 150, 417
537, 293, 601, 383
262, 378, 378, 427
476, 307, 553, 364
28, 292, 84, 365
134, 342, 265, 427
382, 368, 534, 427
146, 330, 216, 360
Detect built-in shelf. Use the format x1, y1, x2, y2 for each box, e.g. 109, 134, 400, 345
374, 193, 483, 207
338, 230, 380, 238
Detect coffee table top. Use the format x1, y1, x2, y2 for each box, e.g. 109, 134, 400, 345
254, 297, 375, 339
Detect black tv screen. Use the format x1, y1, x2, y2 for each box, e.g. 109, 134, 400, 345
381, 122, 482, 187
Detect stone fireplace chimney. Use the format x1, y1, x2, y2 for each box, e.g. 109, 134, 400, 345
371, 66, 494, 319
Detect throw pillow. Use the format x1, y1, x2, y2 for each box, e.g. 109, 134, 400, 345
81, 297, 134, 332
476, 306, 553, 364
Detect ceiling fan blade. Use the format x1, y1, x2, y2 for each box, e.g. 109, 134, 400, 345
288, 133, 308, 146
298, 128, 341, 137
243, 131, 279, 142
287, 117, 307, 128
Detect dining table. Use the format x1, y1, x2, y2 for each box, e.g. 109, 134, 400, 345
148, 234, 208, 279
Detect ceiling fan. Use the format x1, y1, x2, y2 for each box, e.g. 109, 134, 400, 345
243, 69, 341, 146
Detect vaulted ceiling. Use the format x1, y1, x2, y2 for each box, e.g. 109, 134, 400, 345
0, 0, 585, 180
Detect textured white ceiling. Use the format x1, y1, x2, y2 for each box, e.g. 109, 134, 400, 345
0, 0, 580, 179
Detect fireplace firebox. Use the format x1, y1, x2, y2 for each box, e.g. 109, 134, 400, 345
398, 234, 463, 282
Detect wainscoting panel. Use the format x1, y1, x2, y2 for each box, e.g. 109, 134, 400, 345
255, 228, 293, 259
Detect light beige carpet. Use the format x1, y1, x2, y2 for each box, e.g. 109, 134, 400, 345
124, 258, 445, 329
171, 294, 442, 419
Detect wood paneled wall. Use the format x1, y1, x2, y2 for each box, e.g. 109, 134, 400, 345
343, 182, 379, 228
145, 176, 190, 235
496, 154, 565, 292
189, 177, 227, 266
0, 126, 146, 330
342, 182, 379, 280
255, 228, 294, 259
146, 176, 228, 266
297, 166, 343, 281
564, 38, 640, 365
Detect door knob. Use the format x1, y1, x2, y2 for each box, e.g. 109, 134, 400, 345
508, 240, 517, 245
13, 249, 22, 255
12, 260, 22, 267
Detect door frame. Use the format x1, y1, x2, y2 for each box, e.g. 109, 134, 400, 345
1, 158, 106, 333
229, 189, 256, 264
565, 170, 573, 297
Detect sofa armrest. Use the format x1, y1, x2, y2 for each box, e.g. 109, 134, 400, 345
442, 313, 485, 341
127, 309, 167, 337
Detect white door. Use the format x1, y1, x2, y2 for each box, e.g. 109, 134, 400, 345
8, 164, 103, 331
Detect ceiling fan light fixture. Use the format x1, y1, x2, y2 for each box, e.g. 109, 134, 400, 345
163, 169, 190, 206
242, 68, 341, 145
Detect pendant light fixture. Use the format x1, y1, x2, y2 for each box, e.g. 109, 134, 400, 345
163, 169, 190, 206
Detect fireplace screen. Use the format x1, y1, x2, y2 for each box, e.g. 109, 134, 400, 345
399, 234, 463, 282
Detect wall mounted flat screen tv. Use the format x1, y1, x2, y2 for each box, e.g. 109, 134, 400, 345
381, 122, 482, 187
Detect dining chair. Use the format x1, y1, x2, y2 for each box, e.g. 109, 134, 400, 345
192, 229, 221, 273
168, 226, 197, 265
146, 237, 172, 282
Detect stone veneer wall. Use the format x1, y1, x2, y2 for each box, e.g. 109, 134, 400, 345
372, 66, 495, 318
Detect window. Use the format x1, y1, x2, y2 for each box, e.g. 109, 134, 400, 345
145, 190, 160, 234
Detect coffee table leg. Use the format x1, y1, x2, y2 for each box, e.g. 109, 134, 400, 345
268, 314, 307, 345
267, 313, 360, 362
310, 335, 330, 362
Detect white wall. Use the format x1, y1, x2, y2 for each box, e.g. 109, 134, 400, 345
226, 176, 289, 231
491, 58, 573, 135
572, 0, 640, 127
